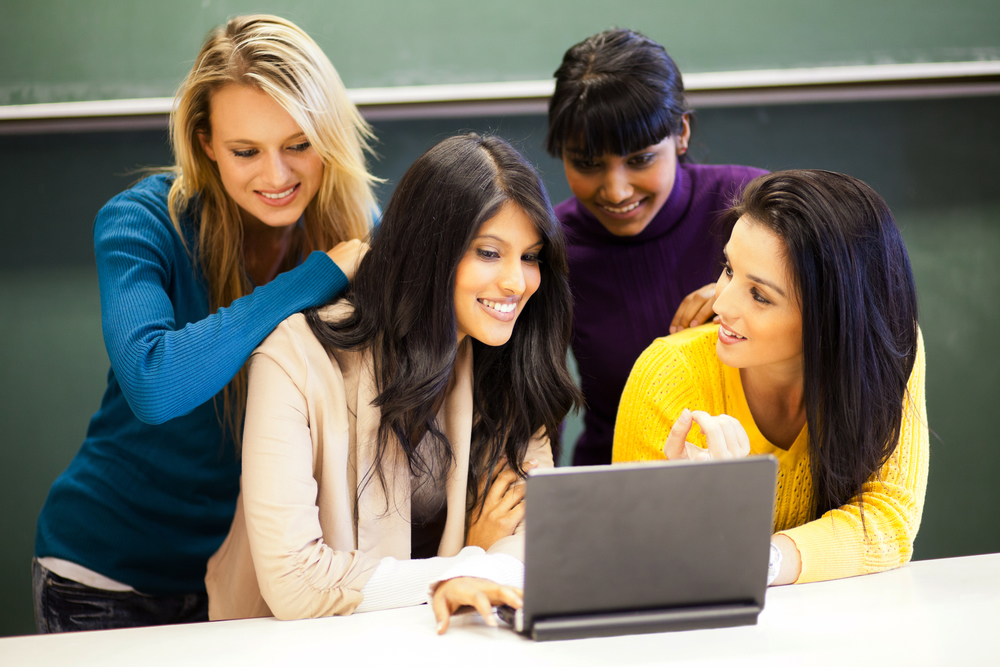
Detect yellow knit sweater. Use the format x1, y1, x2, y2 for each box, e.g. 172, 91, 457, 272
612, 325, 929, 584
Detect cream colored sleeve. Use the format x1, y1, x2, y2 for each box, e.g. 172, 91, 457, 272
779, 333, 930, 583
240, 347, 378, 620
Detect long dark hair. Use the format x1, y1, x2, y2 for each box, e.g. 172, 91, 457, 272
545, 28, 689, 159
727, 170, 919, 520
306, 133, 581, 513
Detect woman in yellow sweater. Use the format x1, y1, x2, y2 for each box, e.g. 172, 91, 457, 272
613, 169, 928, 586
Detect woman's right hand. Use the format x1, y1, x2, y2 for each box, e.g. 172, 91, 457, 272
670, 283, 719, 334
326, 239, 369, 281
431, 577, 523, 634
465, 461, 537, 551
664, 408, 750, 461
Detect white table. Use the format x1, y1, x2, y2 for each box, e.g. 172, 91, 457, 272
3, 553, 998, 666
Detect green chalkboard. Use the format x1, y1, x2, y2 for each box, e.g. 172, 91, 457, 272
3, 0, 1000, 105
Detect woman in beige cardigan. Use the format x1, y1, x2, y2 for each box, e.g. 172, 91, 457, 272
206, 134, 581, 633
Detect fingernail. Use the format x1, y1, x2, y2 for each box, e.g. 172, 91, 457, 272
486, 616, 498, 627
528, 459, 538, 467
437, 621, 446, 634
690, 319, 698, 328
681, 408, 692, 421
669, 326, 677, 334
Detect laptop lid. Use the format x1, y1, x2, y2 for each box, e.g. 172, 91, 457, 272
519, 456, 777, 639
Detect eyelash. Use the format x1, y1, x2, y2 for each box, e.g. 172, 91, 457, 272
723, 261, 771, 305
230, 141, 311, 159
476, 248, 542, 264
571, 153, 654, 171
751, 287, 771, 305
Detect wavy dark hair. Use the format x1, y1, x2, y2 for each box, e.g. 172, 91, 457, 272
726, 169, 919, 521
306, 133, 582, 514
545, 28, 689, 159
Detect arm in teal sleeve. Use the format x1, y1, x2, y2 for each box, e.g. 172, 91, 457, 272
94, 191, 349, 424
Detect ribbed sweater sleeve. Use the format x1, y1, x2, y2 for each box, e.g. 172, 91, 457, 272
94, 185, 349, 424
612, 327, 727, 464
780, 332, 929, 583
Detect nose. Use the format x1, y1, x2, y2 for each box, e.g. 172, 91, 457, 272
498, 257, 527, 295
262, 151, 292, 187
601, 165, 633, 204
712, 274, 738, 322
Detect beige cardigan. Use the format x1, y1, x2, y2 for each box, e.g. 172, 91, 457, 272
205, 303, 552, 620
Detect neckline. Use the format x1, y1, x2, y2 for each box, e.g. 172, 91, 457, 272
723, 362, 808, 460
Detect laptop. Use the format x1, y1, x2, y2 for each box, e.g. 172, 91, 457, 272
499, 456, 778, 641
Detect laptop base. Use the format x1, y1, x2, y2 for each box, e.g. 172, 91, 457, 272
528, 602, 762, 642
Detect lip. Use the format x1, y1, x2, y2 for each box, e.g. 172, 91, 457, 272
477, 297, 518, 323
254, 183, 301, 207
596, 197, 648, 220
717, 322, 748, 346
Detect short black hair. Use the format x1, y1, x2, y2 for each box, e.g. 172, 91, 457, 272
546, 28, 689, 158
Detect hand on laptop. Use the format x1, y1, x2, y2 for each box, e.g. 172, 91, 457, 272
432, 577, 523, 634
466, 461, 536, 550
664, 408, 750, 460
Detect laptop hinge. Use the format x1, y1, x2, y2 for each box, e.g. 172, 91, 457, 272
530, 602, 762, 642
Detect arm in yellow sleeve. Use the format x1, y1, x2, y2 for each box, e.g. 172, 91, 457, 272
778, 332, 929, 583
612, 327, 727, 463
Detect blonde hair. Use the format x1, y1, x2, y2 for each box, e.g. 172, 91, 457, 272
167, 14, 378, 445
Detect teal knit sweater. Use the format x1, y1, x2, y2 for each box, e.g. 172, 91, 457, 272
35, 174, 352, 595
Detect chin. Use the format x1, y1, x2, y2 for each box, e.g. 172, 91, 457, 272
715, 340, 747, 368
471, 328, 515, 347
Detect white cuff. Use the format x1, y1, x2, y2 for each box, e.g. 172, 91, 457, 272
355, 547, 486, 613
426, 553, 524, 602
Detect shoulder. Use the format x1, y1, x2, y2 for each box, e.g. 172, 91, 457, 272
253, 300, 358, 378
100, 173, 175, 219
554, 197, 587, 229
683, 163, 769, 200
94, 174, 185, 244
630, 325, 722, 390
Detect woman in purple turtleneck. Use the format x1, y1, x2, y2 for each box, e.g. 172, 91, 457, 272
546, 29, 767, 465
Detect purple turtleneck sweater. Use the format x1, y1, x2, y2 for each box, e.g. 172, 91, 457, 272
556, 162, 767, 466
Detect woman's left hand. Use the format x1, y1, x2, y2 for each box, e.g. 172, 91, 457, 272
465, 461, 536, 551
326, 239, 369, 281
431, 577, 523, 634
664, 408, 751, 460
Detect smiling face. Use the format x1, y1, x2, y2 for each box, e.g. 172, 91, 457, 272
454, 203, 544, 347
713, 216, 804, 374
561, 117, 690, 237
198, 84, 324, 230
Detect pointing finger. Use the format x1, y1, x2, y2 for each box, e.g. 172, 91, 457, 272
664, 409, 694, 459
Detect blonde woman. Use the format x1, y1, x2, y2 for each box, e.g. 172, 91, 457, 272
33, 15, 377, 632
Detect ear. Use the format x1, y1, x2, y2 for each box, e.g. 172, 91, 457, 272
676, 114, 692, 155
198, 132, 217, 162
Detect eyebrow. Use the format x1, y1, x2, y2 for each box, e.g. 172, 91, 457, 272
475, 234, 544, 249
723, 247, 787, 298
747, 273, 787, 298
222, 132, 308, 145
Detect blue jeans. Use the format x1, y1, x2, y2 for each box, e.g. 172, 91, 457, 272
32, 559, 208, 633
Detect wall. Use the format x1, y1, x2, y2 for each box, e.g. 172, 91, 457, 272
4, 0, 1000, 105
